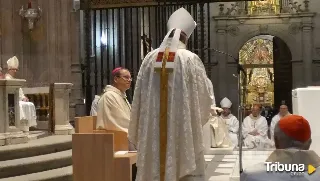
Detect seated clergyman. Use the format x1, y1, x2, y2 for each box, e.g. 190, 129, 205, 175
5, 56, 37, 129
208, 106, 233, 148
219, 97, 239, 147
242, 104, 272, 149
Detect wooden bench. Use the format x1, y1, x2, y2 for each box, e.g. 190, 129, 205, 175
73, 116, 136, 181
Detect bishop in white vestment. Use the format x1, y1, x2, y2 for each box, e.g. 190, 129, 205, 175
241, 115, 320, 181
5, 56, 37, 128
270, 104, 291, 142
128, 8, 214, 181
219, 97, 239, 147
242, 105, 270, 149
96, 67, 132, 133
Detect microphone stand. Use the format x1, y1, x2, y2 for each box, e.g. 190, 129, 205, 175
211, 48, 247, 174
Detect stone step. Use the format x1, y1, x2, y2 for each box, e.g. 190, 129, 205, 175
0, 135, 72, 161
0, 150, 72, 178
0, 166, 72, 181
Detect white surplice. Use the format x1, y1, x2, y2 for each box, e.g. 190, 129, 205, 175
208, 114, 233, 148
128, 42, 214, 181
90, 95, 101, 116
270, 113, 291, 141
96, 85, 131, 132
5, 74, 37, 127
221, 114, 239, 146
241, 148, 320, 181
242, 114, 270, 149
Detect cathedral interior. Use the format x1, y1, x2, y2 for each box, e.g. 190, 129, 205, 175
0, 0, 320, 180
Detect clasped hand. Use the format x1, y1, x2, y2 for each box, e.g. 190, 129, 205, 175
249, 129, 259, 136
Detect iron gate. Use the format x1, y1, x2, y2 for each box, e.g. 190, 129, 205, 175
82, 2, 214, 114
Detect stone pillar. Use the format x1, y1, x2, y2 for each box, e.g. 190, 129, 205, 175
302, 17, 313, 86
53, 83, 74, 135
0, 79, 28, 146
216, 21, 228, 100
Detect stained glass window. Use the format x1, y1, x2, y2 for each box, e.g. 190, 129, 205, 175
239, 38, 274, 107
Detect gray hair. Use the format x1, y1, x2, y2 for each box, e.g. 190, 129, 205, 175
274, 121, 311, 150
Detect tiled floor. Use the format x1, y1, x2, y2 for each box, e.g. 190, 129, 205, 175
205, 154, 237, 181
204, 150, 273, 181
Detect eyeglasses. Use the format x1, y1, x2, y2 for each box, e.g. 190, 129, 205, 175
118, 76, 132, 81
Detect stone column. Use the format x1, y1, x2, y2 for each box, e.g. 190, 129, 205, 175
216, 20, 228, 100
302, 17, 313, 86
0, 79, 28, 146
53, 83, 74, 135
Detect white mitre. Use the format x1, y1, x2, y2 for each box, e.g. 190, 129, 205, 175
7, 56, 19, 69
220, 97, 232, 108
155, 8, 196, 70
167, 7, 196, 38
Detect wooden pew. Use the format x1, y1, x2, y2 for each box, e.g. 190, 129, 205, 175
74, 116, 129, 151
73, 116, 136, 181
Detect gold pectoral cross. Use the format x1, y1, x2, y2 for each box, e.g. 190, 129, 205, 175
159, 48, 170, 181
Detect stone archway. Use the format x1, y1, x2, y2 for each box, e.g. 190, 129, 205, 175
238, 35, 293, 114
232, 29, 298, 61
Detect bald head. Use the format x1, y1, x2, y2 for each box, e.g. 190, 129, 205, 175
251, 104, 261, 117
279, 105, 289, 117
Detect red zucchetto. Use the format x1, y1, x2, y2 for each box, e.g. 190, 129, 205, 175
278, 115, 311, 142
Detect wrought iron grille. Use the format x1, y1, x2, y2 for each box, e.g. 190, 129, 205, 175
82, 3, 213, 114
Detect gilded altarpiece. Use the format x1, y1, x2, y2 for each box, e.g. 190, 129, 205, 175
247, 0, 280, 15
240, 38, 274, 108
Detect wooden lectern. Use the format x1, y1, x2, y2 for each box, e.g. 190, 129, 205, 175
73, 116, 137, 181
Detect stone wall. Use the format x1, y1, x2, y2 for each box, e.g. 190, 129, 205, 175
0, 0, 83, 120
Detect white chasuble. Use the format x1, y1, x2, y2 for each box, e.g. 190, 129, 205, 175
242, 115, 270, 149
5, 74, 37, 127
96, 85, 131, 132
128, 45, 214, 181
208, 114, 233, 148
221, 114, 239, 147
